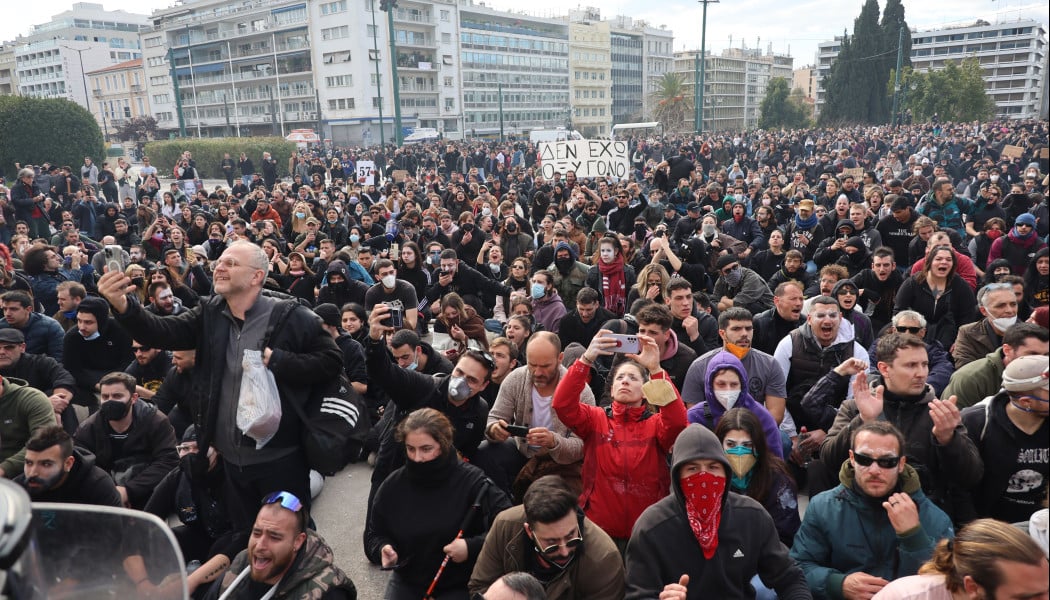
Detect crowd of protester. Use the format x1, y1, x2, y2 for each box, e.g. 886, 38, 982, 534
0, 116, 1047, 599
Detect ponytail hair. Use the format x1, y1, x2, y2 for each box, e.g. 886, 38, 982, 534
919, 518, 1046, 594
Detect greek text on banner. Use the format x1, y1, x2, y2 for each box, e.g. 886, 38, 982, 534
538, 140, 629, 180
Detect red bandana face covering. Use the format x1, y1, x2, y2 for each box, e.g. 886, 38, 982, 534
681, 471, 726, 559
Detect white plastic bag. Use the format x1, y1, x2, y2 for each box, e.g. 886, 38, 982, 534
237, 349, 282, 449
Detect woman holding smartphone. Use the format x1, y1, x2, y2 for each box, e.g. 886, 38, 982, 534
552, 329, 688, 552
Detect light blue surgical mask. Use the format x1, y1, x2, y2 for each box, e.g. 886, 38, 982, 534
530, 283, 546, 299
349, 234, 360, 244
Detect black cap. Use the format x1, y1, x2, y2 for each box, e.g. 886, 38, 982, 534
313, 303, 341, 328
0, 329, 25, 344
716, 254, 739, 269
686, 202, 701, 213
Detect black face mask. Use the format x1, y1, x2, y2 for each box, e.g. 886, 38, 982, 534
506, 222, 517, 233
130, 276, 145, 288
100, 399, 132, 421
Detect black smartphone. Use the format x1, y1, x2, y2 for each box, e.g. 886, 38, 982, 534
505, 424, 529, 437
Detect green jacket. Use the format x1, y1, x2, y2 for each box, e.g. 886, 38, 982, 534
0, 377, 58, 477
214, 529, 356, 600
942, 349, 1004, 409
790, 460, 954, 600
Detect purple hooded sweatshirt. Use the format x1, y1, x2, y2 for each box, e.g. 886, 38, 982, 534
686, 351, 784, 458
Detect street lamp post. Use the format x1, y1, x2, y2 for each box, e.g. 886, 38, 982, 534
370, 3, 385, 146
379, 0, 404, 145
695, 0, 718, 135
59, 44, 96, 136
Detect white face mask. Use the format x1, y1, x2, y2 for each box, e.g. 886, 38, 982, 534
992, 315, 1017, 332
381, 274, 397, 288
913, 169, 922, 177
990, 175, 1000, 182
714, 389, 740, 409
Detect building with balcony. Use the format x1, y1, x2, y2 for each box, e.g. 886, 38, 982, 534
815, 19, 1047, 119
87, 58, 150, 141
674, 46, 793, 132
458, 2, 570, 138
793, 65, 817, 109
0, 44, 18, 96
13, 2, 147, 68
141, 0, 317, 138
606, 15, 674, 126
16, 39, 112, 108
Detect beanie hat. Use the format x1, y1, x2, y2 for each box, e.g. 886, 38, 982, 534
182, 425, 198, 443
77, 297, 110, 329
1002, 355, 1049, 392
313, 303, 341, 328
1015, 213, 1037, 227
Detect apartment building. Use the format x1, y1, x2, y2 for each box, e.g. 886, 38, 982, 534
674, 46, 794, 132
87, 58, 150, 140
458, 2, 570, 137
816, 18, 1047, 119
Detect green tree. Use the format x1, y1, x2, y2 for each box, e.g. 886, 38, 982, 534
0, 96, 104, 176
893, 58, 995, 123
879, 0, 912, 123
650, 72, 691, 133
759, 77, 810, 129
821, 0, 911, 125
114, 116, 158, 143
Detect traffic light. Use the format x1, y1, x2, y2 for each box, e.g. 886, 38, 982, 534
378, 0, 398, 11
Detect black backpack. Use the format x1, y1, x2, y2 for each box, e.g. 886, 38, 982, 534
265, 300, 371, 475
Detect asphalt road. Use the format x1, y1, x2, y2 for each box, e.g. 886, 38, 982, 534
311, 461, 390, 599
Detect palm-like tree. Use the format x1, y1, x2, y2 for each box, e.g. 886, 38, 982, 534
650, 73, 691, 133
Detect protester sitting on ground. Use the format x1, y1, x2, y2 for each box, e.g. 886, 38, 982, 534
792, 420, 955, 600
714, 408, 801, 546
469, 475, 625, 600
366, 408, 511, 599
624, 424, 810, 600
553, 329, 687, 550
870, 518, 1048, 600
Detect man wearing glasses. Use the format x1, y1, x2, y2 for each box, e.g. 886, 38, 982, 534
792, 420, 954, 600
470, 475, 623, 600
209, 490, 357, 599
819, 333, 983, 525
96, 240, 343, 524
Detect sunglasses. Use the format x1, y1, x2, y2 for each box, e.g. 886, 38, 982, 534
132, 346, 152, 352
895, 326, 922, 334
262, 490, 303, 512
465, 349, 496, 372
852, 453, 901, 469
534, 535, 583, 557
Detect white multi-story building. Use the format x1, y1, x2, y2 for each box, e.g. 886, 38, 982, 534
568, 9, 612, 137
140, 0, 464, 144
16, 39, 112, 107
9, 2, 149, 111
815, 18, 1047, 119
16, 2, 149, 62
457, 1, 570, 137
673, 46, 793, 132
141, 0, 317, 139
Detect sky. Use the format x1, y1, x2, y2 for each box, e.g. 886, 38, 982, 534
3, 0, 1046, 65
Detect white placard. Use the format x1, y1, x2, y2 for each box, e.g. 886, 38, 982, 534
538, 139, 629, 180
356, 161, 376, 185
